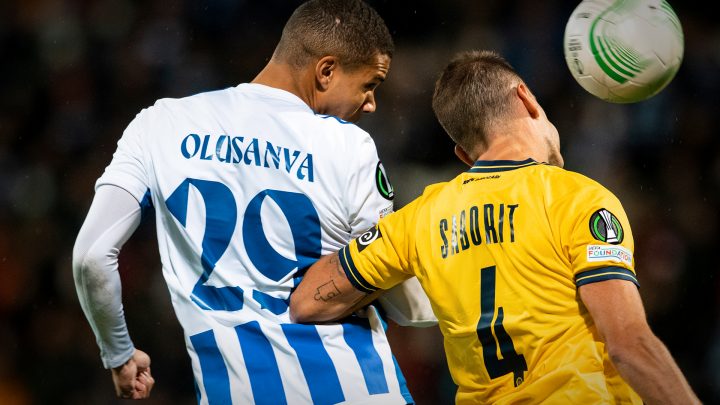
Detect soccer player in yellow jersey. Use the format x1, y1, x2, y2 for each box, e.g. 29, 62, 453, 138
290, 50, 701, 404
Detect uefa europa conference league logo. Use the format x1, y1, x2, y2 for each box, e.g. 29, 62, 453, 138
589, 208, 624, 244
375, 162, 394, 200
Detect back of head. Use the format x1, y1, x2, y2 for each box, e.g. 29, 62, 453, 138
432, 50, 522, 152
274, 0, 394, 70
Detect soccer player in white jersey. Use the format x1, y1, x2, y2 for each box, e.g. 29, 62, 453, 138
73, 1, 434, 403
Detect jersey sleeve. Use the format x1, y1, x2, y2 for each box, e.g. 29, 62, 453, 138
343, 133, 394, 237
95, 108, 151, 202
556, 182, 638, 288
338, 197, 421, 293
73, 185, 142, 368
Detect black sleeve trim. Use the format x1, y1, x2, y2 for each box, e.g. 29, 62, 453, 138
575, 266, 639, 288
338, 245, 378, 294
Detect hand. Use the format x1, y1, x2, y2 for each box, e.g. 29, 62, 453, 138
111, 349, 154, 399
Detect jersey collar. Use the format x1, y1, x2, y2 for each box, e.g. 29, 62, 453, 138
468, 158, 540, 173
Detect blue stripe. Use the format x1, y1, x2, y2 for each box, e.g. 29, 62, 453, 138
316, 114, 354, 125
139, 189, 153, 221
252, 289, 289, 315
392, 354, 414, 404
342, 317, 389, 395
193, 378, 201, 405
339, 247, 377, 294
281, 323, 345, 404
375, 310, 414, 404
189, 330, 232, 405
235, 321, 287, 405
575, 266, 640, 287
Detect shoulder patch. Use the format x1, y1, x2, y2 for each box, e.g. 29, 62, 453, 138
589, 209, 624, 244
587, 245, 633, 266
357, 225, 382, 252
375, 161, 394, 200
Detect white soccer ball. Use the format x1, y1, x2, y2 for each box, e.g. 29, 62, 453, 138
563, 0, 684, 103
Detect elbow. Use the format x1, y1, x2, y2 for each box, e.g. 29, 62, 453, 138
288, 307, 305, 324
607, 343, 632, 368
605, 329, 655, 369
72, 242, 90, 283
288, 297, 315, 324
72, 242, 96, 282
289, 294, 336, 324
72, 240, 116, 292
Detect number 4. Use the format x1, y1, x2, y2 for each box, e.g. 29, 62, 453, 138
477, 265, 527, 387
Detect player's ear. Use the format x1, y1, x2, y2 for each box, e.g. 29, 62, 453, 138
517, 83, 540, 119
454, 144, 475, 167
315, 56, 338, 91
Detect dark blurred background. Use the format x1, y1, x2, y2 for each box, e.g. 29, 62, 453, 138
0, 0, 718, 404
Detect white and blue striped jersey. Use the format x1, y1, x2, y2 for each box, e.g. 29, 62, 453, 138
96, 83, 412, 405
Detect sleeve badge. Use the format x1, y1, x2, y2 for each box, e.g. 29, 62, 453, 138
589, 209, 624, 244
375, 161, 394, 200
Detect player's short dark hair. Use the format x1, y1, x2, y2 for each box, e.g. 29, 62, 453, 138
432, 50, 523, 152
274, 0, 394, 70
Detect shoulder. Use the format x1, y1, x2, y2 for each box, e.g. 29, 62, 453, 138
314, 114, 373, 142
537, 165, 616, 197
309, 115, 380, 165
535, 166, 626, 220
410, 181, 451, 211
124, 87, 236, 129
420, 181, 449, 198
149, 87, 237, 115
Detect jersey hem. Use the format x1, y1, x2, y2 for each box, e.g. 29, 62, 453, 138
574, 266, 639, 288
339, 246, 378, 294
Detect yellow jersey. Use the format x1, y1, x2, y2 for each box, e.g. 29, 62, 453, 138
339, 159, 642, 404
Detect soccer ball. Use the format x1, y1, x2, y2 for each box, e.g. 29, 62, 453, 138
563, 0, 684, 103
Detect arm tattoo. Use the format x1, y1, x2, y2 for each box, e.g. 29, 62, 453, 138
314, 280, 342, 302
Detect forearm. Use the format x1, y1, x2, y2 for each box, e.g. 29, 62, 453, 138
291, 253, 377, 323
73, 185, 142, 368
74, 254, 135, 368
579, 280, 701, 404
609, 332, 700, 405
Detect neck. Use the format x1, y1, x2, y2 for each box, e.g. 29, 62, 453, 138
474, 130, 547, 164
252, 60, 317, 110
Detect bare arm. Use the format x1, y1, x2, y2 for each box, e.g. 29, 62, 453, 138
290, 253, 382, 323
579, 280, 700, 405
